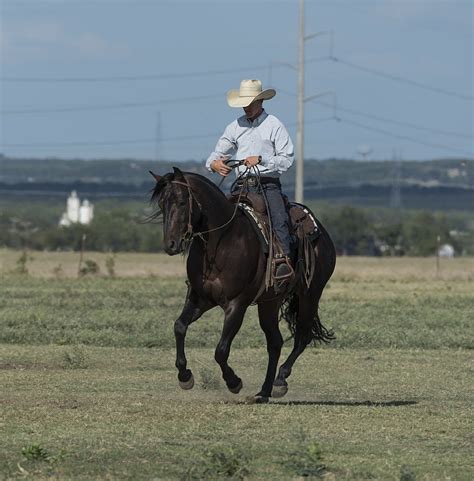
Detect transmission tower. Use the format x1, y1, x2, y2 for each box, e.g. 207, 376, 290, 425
390, 150, 402, 209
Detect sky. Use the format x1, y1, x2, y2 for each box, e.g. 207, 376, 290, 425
0, 0, 473, 162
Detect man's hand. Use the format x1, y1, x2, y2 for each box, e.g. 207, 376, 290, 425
210, 156, 231, 176
244, 155, 261, 167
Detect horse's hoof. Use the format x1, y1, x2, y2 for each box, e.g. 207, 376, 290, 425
254, 395, 269, 404
227, 379, 243, 394
179, 374, 195, 390
272, 383, 288, 398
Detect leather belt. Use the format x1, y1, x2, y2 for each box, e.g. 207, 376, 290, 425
237, 176, 281, 187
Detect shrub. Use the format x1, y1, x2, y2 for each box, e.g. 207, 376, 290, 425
61, 345, 88, 369
79, 259, 100, 277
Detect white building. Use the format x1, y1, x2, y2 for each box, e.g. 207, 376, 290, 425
79, 199, 94, 224
438, 244, 455, 258
66, 190, 80, 223
59, 191, 94, 226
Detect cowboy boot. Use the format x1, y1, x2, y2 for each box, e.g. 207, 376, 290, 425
273, 255, 294, 291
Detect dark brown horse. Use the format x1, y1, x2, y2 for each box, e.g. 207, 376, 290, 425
150, 167, 336, 402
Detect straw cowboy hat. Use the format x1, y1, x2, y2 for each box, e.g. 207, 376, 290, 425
227, 79, 276, 108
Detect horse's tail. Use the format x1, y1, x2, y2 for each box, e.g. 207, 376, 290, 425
280, 292, 335, 344
279, 212, 336, 344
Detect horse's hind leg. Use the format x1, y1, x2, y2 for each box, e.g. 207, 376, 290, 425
273, 288, 324, 398
214, 302, 247, 394
175, 288, 214, 390
256, 301, 283, 400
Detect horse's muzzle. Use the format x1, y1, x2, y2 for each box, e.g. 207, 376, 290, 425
164, 239, 182, 255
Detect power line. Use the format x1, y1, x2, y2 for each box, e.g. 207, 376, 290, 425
303, 55, 331, 65
1, 93, 223, 115
4, 115, 470, 157
0, 120, 336, 149
331, 56, 473, 101
1, 65, 270, 83
6, 54, 467, 104
4, 92, 472, 143
313, 100, 473, 140
338, 117, 473, 157
1, 56, 321, 84
1, 54, 330, 85
284, 89, 473, 140
1, 132, 220, 149
288, 116, 335, 127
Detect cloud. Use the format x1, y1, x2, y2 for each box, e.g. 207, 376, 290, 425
1, 20, 130, 63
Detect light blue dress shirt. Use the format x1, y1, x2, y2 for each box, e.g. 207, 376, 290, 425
206, 110, 294, 178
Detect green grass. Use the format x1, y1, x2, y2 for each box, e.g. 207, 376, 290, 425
0, 274, 472, 349
0, 255, 473, 479
0, 345, 472, 480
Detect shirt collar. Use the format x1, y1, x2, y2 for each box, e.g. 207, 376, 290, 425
242, 109, 268, 127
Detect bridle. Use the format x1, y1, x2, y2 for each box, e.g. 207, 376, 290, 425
167, 162, 250, 247
166, 163, 278, 304
169, 179, 201, 244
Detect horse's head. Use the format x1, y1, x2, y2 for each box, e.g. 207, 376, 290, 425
150, 167, 200, 255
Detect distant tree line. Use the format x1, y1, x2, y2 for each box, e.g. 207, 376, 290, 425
0, 207, 162, 253
1, 200, 472, 256
1, 156, 472, 189
315, 205, 472, 256
2, 181, 473, 213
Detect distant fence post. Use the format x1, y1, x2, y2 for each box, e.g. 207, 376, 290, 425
436, 235, 441, 278
78, 234, 87, 277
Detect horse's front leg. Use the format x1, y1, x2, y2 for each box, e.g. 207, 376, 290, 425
214, 302, 247, 394
175, 288, 213, 390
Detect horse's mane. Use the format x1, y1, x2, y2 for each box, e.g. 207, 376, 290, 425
184, 172, 229, 202
148, 170, 229, 222
150, 172, 173, 204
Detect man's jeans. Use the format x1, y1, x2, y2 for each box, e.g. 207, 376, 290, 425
231, 182, 292, 256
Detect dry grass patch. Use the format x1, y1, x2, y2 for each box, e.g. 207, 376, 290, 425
1, 249, 473, 281
0, 345, 472, 480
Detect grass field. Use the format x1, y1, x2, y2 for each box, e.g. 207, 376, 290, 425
0, 251, 473, 480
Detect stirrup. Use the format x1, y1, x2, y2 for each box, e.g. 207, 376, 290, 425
273, 255, 294, 281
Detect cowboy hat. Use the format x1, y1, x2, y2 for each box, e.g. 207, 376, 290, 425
227, 79, 276, 108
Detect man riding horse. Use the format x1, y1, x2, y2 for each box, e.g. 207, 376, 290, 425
149, 81, 336, 398
206, 79, 294, 284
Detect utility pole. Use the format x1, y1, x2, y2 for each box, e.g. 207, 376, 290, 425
295, 0, 331, 203
295, 0, 305, 203
156, 111, 161, 161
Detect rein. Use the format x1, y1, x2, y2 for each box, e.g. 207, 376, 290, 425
169, 164, 285, 304
170, 163, 249, 244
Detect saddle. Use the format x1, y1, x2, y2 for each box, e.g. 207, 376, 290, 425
228, 192, 320, 292
228, 192, 320, 245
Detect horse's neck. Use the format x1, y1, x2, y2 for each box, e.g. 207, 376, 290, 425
190, 177, 235, 230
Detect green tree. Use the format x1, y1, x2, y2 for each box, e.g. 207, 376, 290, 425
402, 212, 450, 256
327, 206, 374, 255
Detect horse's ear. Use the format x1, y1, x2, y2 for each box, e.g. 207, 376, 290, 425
149, 170, 162, 182
172, 167, 185, 182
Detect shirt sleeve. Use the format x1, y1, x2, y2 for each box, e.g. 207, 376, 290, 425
260, 122, 294, 174
205, 122, 238, 172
